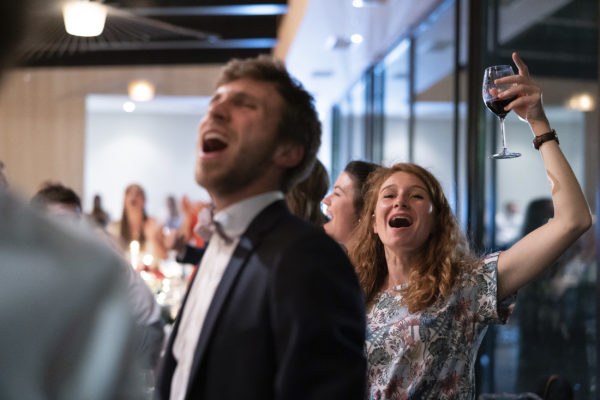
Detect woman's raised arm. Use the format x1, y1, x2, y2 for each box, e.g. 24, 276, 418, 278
495, 52, 592, 300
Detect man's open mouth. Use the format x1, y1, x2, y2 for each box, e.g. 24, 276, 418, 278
203, 133, 228, 153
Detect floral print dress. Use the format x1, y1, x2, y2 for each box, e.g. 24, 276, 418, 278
365, 253, 516, 400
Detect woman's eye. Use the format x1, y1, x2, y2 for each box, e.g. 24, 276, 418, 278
383, 194, 394, 199
412, 194, 424, 199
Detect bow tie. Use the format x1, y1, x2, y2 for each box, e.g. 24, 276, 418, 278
193, 204, 233, 244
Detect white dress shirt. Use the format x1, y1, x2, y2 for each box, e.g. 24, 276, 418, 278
170, 191, 283, 400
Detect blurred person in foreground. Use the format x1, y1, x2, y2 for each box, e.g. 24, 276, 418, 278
32, 183, 165, 370
347, 53, 591, 399
155, 55, 366, 400
0, 5, 143, 398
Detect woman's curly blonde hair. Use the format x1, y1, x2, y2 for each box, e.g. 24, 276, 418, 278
346, 163, 479, 313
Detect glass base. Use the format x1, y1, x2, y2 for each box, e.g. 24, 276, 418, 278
490, 148, 521, 159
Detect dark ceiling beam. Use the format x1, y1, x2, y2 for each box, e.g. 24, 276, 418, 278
24, 38, 278, 52
125, 4, 288, 17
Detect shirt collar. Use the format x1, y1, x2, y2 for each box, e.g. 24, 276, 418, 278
213, 191, 284, 238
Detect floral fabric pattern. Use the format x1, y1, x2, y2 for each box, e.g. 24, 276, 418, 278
365, 252, 515, 400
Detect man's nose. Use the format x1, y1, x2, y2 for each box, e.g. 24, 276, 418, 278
207, 99, 229, 121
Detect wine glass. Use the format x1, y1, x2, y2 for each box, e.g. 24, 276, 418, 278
482, 65, 520, 159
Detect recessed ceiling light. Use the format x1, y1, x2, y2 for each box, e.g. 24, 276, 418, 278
350, 34, 363, 44
128, 80, 155, 102
311, 70, 335, 78
325, 35, 362, 50
62, 1, 107, 37
352, 0, 387, 8
123, 101, 136, 113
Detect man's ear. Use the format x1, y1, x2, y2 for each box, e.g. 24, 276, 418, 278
273, 143, 304, 168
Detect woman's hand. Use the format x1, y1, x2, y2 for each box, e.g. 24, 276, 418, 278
495, 52, 550, 133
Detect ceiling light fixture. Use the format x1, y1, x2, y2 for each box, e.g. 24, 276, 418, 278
325, 35, 363, 50
128, 80, 155, 102
352, 0, 387, 8
123, 101, 136, 113
62, 0, 107, 37
350, 34, 364, 44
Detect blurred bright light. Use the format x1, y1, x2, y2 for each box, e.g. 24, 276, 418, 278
352, 0, 386, 7
128, 80, 155, 102
62, 1, 107, 37
123, 101, 136, 113
567, 93, 594, 111
350, 34, 364, 44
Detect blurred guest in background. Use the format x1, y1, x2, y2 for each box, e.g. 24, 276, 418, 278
88, 193, 110, 227
163, 195, 183, 230
108, 183, 167, 264
0, 160, 8, 189
31, 182, 82, 216
322, 160, 380, 248
31, 183, 165, 370
516, 198, 595, 397
495, 200, 523, 250
285, 159, 329, 226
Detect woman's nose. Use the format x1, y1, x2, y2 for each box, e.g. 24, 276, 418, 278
394, 195, 408, 208
322, 194, 331, 206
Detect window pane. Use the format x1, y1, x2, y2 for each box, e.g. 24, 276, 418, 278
413, 1, 457, 210
489, 0, 598, 398
381, 39, 410, 165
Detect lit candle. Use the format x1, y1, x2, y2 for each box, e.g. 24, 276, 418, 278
129, 240, 140, 268
142, 254, 154, 268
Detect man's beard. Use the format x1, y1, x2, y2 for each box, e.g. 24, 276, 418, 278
195, 139, 278, 197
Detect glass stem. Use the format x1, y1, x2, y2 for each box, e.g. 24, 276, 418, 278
499, 117, 507, 150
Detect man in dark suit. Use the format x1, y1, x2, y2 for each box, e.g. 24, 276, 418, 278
155, 56, 366, 400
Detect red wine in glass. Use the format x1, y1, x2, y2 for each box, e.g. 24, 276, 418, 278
482, 65, 520, 159
485, 96, 517, 119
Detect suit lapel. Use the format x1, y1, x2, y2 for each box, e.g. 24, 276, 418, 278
185, 200, 286, 395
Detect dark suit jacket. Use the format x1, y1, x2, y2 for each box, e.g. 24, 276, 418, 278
156, 200, 366, 400
176, 244, 205, 266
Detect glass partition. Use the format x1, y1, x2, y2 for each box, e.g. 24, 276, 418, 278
413, 1, 457, 211
380, 39, 411, 166
330, 0, 598, 397
486, 1, 598, 398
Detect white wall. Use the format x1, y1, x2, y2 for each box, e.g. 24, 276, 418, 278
83, 95, 211, 223
83, 94, 334, 222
